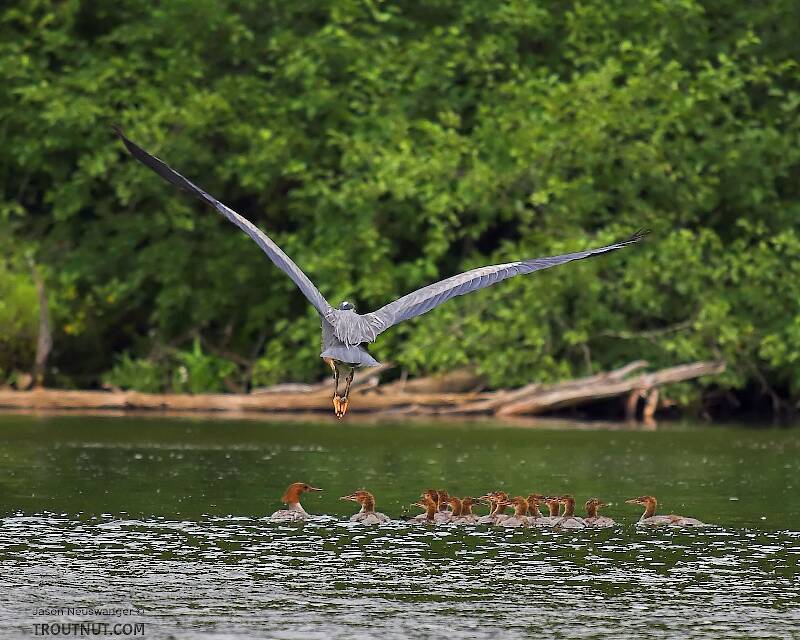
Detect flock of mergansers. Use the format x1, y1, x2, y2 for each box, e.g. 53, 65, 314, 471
270, 483, 705, 527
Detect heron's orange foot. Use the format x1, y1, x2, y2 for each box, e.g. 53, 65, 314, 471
332, 395, 341, 414
336, 397, 349, 420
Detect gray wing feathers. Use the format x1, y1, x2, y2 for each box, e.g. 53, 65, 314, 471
332, 231, 648, 345
114, 128, 334, 318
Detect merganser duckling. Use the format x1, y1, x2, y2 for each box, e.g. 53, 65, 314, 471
625, 496, 705, 526
435, 489, 452, 524
556, 495, 586, 529
269, 482, 322, 521
340, 490, 391, 524
535, 496, 563, 527
411, 495, 437, 523
525, 493, 548, 527
458, 496, 478, 524
497, 496, 529, 527
446, 496, 477, 525
476, 491, 510, 524
476, 493, 497, 524
583, 498, 615, 527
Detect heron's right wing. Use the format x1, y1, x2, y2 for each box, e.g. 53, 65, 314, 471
115, 128, 334, 318
330, 231, 649, 345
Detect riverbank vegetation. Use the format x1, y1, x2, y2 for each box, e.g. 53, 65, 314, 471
1, 1, 799, 416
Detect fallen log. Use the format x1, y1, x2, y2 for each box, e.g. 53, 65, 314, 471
494, 360, 725, 416
0, 360, 724, 419
438, 360, 650, 414
0, 387, 475, 413
374, 367, 486, 394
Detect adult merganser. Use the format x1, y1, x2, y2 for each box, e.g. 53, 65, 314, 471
556, 495, 586, 529
625, 496, 705, 526
269, 482, 322, 522
497, 496, 530, 527
583, 498, 615, 527
340, 490, 391, 524
411, 495, 437, 523
525, 493, 548, 527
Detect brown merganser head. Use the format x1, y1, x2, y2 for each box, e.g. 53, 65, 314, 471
626, 495, 658, 518
584, 498, 608, 518
526, 494, 545, 517
436, 490, 450, 512
412, 495, 437, 520
460, 497, 477, 515
281, 482, 322, 506
498, 496, 529, 517
544, 496, 561, 517
340, 490, 376, 513
558, 495, 577, 517
446, 496, 463, 517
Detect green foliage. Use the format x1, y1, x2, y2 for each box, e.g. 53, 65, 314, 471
2, 1, 799, 409
105, 339, 237, 393
171, 338, 237, 394
104, 353, 164, 394
0, 258, 38, 380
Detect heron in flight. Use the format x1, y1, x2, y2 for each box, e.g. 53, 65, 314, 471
115, 129, 648, 418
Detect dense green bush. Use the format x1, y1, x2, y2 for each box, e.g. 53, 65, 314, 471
1, 1, 799, 410
0, 255, 38, 383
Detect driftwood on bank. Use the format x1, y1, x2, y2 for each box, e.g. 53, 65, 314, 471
0, 360, 724, 419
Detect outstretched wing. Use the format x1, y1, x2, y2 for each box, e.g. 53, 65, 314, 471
330, 230, 649, 345
114, 127, 334, 318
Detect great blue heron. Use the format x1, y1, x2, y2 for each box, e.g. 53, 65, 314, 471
115, 129, 648, 418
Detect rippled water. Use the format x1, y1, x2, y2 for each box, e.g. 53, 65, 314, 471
1, 414, 799, 638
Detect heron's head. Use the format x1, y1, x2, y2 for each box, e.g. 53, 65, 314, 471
338, 301, 356, 311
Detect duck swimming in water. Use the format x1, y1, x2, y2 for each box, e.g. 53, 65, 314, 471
625, 496, 705, 526
536, 496, 564, 527
583, 498, 615, 527
498, 496, 530, 528
446, 496, 478, 525
340, 490, 391, 524
556, 495, 586, 529
458, 496, 479, 524
411, 495, 437, 523
525, 493, 548, 527
477, 491, 510, 525
269, 482, 322, 522
434, 489, 453, 524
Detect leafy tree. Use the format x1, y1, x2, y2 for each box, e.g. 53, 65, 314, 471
1, 1, 798, 412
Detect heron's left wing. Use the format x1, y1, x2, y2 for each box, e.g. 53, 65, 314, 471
114, 128, 335, 318
331, 231, 648, 345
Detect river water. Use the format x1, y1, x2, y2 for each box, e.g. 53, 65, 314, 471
0, 414, 798, 638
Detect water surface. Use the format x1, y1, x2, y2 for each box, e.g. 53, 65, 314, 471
1, 415, 798, 638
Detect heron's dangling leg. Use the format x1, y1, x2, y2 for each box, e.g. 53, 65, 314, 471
338, 368, 355, 420
326, 358, 341, 414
